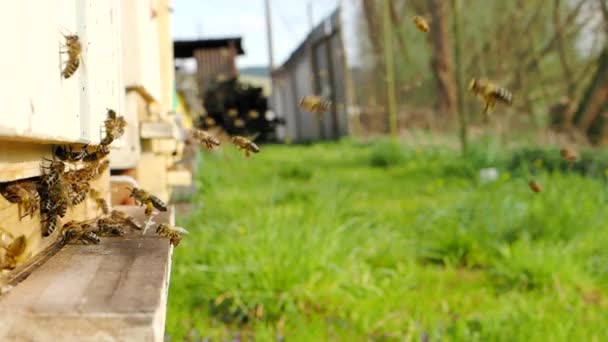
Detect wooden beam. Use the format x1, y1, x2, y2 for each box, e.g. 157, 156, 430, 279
0, 206, 175, 342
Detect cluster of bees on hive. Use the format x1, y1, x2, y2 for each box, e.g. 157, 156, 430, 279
0, 33, 188, 271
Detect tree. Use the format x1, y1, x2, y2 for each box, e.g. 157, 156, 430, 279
429, 0, 457, 118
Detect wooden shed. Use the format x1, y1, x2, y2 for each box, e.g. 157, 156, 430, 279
0, 0, 186, 340
271, 9, 348, 142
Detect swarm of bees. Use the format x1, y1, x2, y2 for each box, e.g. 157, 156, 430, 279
60, 32, 82, 79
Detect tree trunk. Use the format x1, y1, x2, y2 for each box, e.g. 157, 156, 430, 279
573, 48, 608, 143
429, 0, 457, 118
553, 0, 575, 98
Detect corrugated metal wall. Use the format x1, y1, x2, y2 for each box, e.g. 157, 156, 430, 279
271, 9, 347, 142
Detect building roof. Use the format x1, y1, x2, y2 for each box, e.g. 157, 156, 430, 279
173, 37, 245, 58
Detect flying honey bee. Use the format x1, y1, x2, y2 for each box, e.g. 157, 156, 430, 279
61, 220, 101, 245
231, 135, 260, 157
413, 16, 430, 32
100, 109, 127, 146
205, 117, 216, 127
247, 110, 259, 119
528, 180, 542, 193
468, 78, 513, 115
560, 148, 578, 165
90, 189, 109, 215
1, 234, 27, 270
60, 33, 82, 79
0, 181, 40, 220
156, 223, 189, 247
191, 129, 221, 149
129, 187, 167, 216
299, 95, 332, 115
227, 108, 239, 118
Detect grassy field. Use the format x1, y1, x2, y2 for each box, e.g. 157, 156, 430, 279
166, 138, 608, 341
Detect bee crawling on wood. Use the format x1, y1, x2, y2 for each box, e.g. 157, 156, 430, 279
560, 148, 578, 165
60, 32, 82, 79
156, 223, 189, 247
231, 135, 260, 157
299, 95, 332, 115
0, 233, 27, 270
95, 217, 125, 237
191, 128, 221, 149
0, 181, 40, 220
128, 187, 167, 216
61, 220, 101, 245
83, 144, 110, 162
528, 180, 542, 193
100, 109, 127, 146
468, 78, 513, 116
412, 15, 430, 33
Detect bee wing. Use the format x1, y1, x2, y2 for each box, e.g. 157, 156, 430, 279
246, 132, 261, 142
173, 226, 190, 234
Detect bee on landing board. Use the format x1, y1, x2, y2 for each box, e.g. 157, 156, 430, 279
61, 220, 101, 245
231, 136, 260, 157
60, 33, 82, 79
412, 16, 430, 32
468, 78, 513, 117
156, 223, 189, 247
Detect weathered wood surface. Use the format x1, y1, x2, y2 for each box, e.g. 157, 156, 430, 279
0, 206, 175, 342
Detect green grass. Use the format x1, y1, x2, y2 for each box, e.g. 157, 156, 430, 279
166, 138, 608, 341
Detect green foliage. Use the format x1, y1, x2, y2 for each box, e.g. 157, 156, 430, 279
166, 139, 608, 341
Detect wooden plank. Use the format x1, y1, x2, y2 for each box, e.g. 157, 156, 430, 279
0, 141, 53, 183
135, 153, 169, 203
110, 93, 142, 170
167, 169, 192, 187
0, 206, 175, 342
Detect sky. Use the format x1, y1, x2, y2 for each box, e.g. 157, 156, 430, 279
171, 0, 341, 68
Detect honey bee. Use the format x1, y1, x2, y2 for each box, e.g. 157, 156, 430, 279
299, 95, 332, 114
191, 129, 221, 149
40, 159, 66, 188
41, 215, 58, 237
1, 235, 27, 270
247, 110, 259, 119
227, 108, 239, 118
468, 78, 513, 115
129, 187, 167, 216
234, 118, 245, 128
100, 109, 127, 146
156, 223, 189, 247
231, 136, 260, 157
95, 217, 125, 237
413, 16, 430, 32
0, 181, 40, 220
528, 180, 542, 193
83, 144, 110, 162
54, 144, 88, 162
61, 33, 82, 79
61, 220, 101, 245
205, 117, 216, 127
560, 148, 578, 165
110, 210, 141, 230
90, 189, 109, 215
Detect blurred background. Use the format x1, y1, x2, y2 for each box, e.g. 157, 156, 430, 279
167, 0, 608, 341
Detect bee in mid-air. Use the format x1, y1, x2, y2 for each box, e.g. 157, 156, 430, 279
231, 136, 260, 157
156, 223, 189, 247
100, 109, 127, 146
1, 181, 40, 220
89, 189, 109, 214
299, 95, 332, 115
413, 16, 430, 32
191, 129, 221, 149
61, 220, 101, 245
129, 187, 167, 216
528, 180, 542, 193
1, 234, 27, 270
560, 148, 578, 165
60, 33, 82, 79
468, 78, 513, 115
